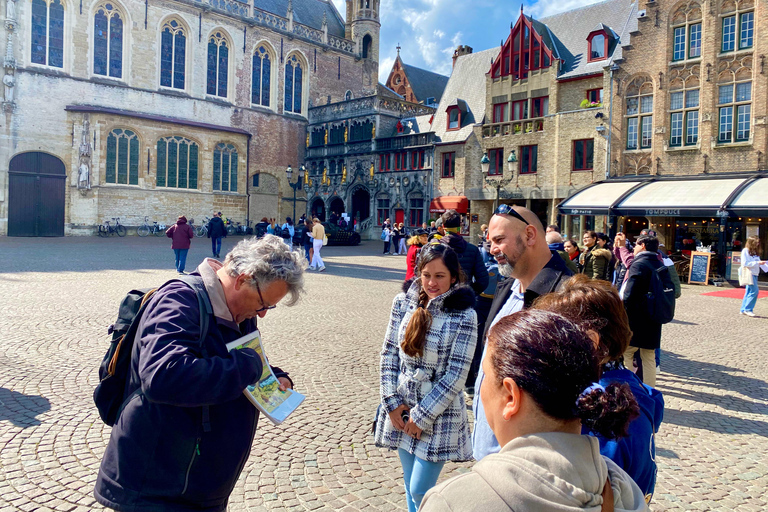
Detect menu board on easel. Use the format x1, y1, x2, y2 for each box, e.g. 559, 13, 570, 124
688, 251, 712, 285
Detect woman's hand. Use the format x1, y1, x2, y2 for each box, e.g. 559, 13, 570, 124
403, 419, 422, 440
388, 404, 409, 431
277, 377, 293, 391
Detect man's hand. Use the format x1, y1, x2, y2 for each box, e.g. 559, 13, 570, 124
277, 377, 293, 391
388, 404, 409, 431
615, 232, 626, 247
403, 419, 422, 440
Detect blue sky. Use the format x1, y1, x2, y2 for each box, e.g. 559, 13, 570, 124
330, 0, 604, 79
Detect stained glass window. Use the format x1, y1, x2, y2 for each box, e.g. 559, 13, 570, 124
105, 129, 139, 185
213, 143, 238, 192
156, 136, 199, 189
94, 4, 122, 78
160, 20, 185, 89
284, 55, 304, 114
207, 33, 228, 97
252, 46, 271, 106
31, 0, 64, 67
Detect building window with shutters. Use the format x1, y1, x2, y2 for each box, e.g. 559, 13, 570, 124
105, 129, 139, 185
156, 136, 199, 189
160, 19, 186, 90
520, 145, 537, 174
718, 80, 751, 143
93, 3, 123, 78
31, 0, 65, 68
207, 32, 229, 98
252, 45, 272, 107
213, 143, 238, 192
572, 139, 594, 171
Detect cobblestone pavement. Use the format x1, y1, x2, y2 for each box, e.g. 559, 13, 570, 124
0, 236, 766, 512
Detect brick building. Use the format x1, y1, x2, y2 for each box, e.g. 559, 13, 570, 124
384, 48, 449, 106
0, 0, 380, 236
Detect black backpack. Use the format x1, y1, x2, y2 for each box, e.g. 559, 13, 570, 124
93, 275, 212, 426
646, 265, 676, 324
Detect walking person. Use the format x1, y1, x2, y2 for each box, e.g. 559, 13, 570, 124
405, 229, 428, 281
374, 243, 477, 512
398, 223, 408, 255
303, 219, 314, 263
281, 217, 295, 247
166, 215, 194, 274
307, 218, 326, 271
740, 235, 768, 317
420, 310, 647, 512
382, 224, 392, 254
391, 224, 402, 255
207, 212, 227, 258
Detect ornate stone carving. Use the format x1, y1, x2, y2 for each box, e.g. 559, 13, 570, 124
77, 117, 93, 190
717, 54, 753, 82
622, 152, 653, 176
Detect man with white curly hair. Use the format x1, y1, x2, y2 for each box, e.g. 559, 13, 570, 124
95, 235, 307, 512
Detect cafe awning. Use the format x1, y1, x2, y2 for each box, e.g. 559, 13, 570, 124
557, 181, 646, 215
727, 177, 768, 216
613, 178, 748, 217
430, 196, 469, 213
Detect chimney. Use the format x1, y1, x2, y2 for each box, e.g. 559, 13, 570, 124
452, 45, 473, 68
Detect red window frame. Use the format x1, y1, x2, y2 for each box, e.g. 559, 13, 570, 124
493, 103, 507, 123
394, 152, 406, 171
572, 139, 594, 171
512, 100, 528, 121
491, 14, 555, 79
411, 150, 424, 169
520, 145, 538, 174
587, 88, 602, 104
442, 152, 455, 178
447, 106, 461, 131
531, 96, 548, 118
488, 148, 504, 176
587, 31, 608, 62
379, 154, 390, 172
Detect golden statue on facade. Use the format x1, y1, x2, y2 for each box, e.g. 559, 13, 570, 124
342, 164, 347, 183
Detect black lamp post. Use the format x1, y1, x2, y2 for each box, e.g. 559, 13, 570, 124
482, 151, 514, 210
286, 164, 305, 222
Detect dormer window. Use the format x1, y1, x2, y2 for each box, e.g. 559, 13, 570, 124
447, 107, 461, 130
587, 31, 608, 62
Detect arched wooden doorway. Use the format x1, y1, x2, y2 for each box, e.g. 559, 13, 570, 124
351, 187, 370, 223
8, 152, 66, 237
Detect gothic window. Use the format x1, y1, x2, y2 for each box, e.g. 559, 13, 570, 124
345, 90, 353, 100
252, 45, 271, 107
213, 143, 238, 192
284, 54, 304, 114
362, 34, 372, 59
722, 4, 754, 52
156, 136, 199, 189
160, 20, 186, 89
31, 0, 64, 68
350, 120, 373, 142
94, 3, 122, 78
625, 77, 654, 150
491, 14, 554, 79
105, 129, 139, 184
718, 79, 751, 143
207, 32, 229, 97
670, 3, 702, 61
669, 78, 700, 147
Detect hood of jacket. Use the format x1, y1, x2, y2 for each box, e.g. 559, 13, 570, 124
548, 242, 565, 252
442, 233, 468, 254
589, 247, 612, 260
176, 216, 188, 224
471, 433, 647, 511
401, 278, 475, 312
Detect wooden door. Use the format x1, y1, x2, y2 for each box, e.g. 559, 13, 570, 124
8, 153, 66, 237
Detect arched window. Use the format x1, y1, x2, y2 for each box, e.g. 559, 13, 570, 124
625, 77, 654, 150
588, 32, 606, 62
105, 129, 139, 184
94, 3, 123, 78
207, 32, 228, 97
252, 45, 272, 107
160, 20, 186, 89
31, 0, 65, 68
362, 34, 372, 59
213, 143, 238, 192
345, 90, 353, 101
670, 2, 702, 61
156, 136, 199, 189
284, 54, 303, 114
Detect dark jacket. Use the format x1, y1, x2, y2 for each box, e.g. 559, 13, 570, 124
94, 279, 291, 512
207, 217, 227, 239
623, 251, 664, 350
442, 233, 489, 296
482, 251, 574, 341
581, 246, 612, 281
584, 364, 664, 500
166, 218, 194, 250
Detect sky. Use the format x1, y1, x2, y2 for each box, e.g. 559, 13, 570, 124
329, 0, 605, 80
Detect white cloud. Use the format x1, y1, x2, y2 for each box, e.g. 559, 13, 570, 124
527, 0, 605, 19
379, 56, 396, 83
433, 29, 445, 39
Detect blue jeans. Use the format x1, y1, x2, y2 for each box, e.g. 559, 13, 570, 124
211, 237, 222, 257
304, 244, 312, 262
173, 249, 189, 273
741, 281, 759, 313
397, 449, 445, 512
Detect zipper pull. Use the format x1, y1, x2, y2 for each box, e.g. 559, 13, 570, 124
195, 439, 201, 456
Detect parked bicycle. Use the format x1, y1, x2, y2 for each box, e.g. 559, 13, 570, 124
194, 216, 210, 238
99, 217, 127, 237
226, 219, 238, 236
137, 216, 166, 237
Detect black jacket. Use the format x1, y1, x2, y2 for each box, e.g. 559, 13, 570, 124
442, 233, 489, 296
482, 251, 574, 342
623, 251, 664, 350
207, 217, 227, 239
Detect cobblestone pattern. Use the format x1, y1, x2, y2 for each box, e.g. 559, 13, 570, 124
0, 237, 766, 511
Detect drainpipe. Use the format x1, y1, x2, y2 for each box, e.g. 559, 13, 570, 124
606, 63, 619, 180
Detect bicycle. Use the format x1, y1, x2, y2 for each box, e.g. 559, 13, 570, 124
98, 217, 127, 237
137, 216, 166, 237
226, 219, 237, 236
194, 216, 210, 238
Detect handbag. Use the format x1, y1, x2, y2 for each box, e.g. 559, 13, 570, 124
739, 265, 753, 287
322, 234, 329, 246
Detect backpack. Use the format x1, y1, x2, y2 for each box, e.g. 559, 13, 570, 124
93, 275, 212, 427
646, 265, 676, 324
380, 229, 388, 241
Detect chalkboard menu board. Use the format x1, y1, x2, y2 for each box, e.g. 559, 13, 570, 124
688, 251, 712, 285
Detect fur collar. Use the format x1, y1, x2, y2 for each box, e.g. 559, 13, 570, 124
401, 278, 476, 312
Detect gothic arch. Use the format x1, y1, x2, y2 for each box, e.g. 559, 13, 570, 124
284, 50, 309, 115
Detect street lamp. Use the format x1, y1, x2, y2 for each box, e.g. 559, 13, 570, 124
286, 164, 305, 222
482, 151, 514, 211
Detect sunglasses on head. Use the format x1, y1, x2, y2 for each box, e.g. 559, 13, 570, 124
493, 204, 530, 226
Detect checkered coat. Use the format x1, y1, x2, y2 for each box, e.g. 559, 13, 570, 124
374, 279, 478, 462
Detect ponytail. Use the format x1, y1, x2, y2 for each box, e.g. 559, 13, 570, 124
402, 289, 432, 357
576, 382, 639, 439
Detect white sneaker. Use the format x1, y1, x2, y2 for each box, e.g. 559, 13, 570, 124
655, 366, 660, 375
308, 266, 316, 271
318, 266, 326, 272
744, 311, 756, 317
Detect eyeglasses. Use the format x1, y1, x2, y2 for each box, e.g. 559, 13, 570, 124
493, 204, 530, 225
254, 281, 277, 313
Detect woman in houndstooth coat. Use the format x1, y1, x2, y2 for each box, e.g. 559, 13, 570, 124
374, 243, 477, 512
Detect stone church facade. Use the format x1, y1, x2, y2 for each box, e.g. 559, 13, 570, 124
0, 0, 380, 236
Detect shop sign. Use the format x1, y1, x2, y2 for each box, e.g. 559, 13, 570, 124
567, 209, 593, 215
645, 209, 680, 216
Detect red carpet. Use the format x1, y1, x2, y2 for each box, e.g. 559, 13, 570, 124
701, 289, 768, 299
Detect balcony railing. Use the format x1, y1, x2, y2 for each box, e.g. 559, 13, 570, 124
482, 119, 544, 138
306, 141, 375, 158
308, 96, 435, 124
376, 133, 434, 151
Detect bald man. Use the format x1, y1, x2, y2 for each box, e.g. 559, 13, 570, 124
471, 205, 574, 460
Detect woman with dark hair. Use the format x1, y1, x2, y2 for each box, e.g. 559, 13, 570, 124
374, 244, 478, 512
534, 274, 664, 502
421, 309, 647, 512
740, 235, 767, 316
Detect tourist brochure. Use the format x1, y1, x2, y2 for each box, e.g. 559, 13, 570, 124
225, 330, 305, 425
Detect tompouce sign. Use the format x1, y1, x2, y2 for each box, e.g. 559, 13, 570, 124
645, 209, 681, 216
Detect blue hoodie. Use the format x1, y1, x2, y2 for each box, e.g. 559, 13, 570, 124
583, 364, 664, 503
